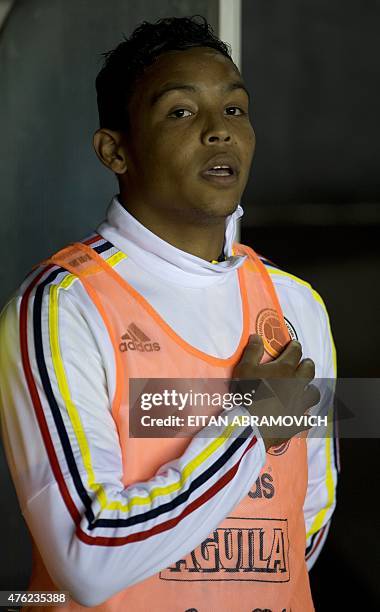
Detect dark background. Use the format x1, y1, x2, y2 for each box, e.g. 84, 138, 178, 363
0, 0, 379, 610
241, 1, 380, 608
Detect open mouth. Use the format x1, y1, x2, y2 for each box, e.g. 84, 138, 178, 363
200, 163, 238, 186
204, 165, 234, 176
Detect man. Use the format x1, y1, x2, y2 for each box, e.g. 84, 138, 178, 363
0, 16, 337, 611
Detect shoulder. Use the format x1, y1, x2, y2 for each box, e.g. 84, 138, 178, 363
0, 233, 118, 404
7, 234, 121, 308
240, 246, 336, 374
0, 233, 124, 346
259, 254, 328, 314
237, 243, 328, 313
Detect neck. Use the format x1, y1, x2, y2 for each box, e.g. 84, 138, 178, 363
118, 195, 227, 262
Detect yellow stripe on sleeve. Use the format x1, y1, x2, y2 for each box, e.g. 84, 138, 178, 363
266, 266, 337, 538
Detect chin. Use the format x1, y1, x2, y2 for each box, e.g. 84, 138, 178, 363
180, 189, 241, 224
202, 198, 239, 219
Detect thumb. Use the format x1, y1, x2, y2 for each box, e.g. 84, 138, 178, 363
240, 334, 265, 368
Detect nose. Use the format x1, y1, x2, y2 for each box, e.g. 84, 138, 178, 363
201, 113, 231, 145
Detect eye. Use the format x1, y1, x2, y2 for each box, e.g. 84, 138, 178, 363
168, 108, 193, 119
225, 106, 245, 116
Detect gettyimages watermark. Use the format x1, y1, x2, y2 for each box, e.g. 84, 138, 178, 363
128, 378, 379, 439
137, 387, 326, 427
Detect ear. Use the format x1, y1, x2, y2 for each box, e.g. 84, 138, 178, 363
93, 129, 128, 174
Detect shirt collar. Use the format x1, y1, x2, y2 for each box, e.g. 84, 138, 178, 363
96, 196, 247, 287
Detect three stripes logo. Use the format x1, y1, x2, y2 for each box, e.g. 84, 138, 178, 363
119, 323, 160, 353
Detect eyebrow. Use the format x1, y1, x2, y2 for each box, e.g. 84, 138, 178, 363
150, 81, 250, 106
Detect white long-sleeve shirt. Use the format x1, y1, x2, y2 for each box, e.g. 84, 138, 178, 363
0, 197, 338, 606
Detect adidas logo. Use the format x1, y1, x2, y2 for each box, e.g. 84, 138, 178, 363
119, 323, 160, 352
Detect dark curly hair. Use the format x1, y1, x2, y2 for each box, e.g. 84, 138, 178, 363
95, 15, 233, 132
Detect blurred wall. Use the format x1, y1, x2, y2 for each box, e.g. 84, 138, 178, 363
241, 1, 380, 609
242, 0, 380, 217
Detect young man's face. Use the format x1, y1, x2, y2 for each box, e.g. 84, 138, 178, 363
122, 46, 256, 222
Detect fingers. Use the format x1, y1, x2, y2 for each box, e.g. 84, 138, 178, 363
295, 357, 315, 382
274, 340, 303, 371
233, 337, 316, 393
239, 334, 265, 369
291, 384, 321, 438
302, 383, 321, 409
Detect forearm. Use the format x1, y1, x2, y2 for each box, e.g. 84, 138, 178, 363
20, 410, 265, 605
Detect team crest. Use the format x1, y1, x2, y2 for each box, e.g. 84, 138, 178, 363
256, 309, 288, 358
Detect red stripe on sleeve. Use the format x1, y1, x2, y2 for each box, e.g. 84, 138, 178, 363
306, 524, 327, 560
19, 266, 82, 525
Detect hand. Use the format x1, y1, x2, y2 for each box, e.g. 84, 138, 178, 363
231, 334, 320, 451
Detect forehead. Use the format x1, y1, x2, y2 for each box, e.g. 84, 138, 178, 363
136, 47, 242, 95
